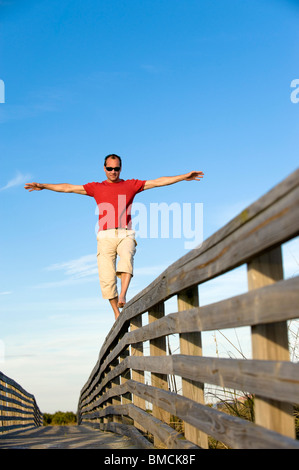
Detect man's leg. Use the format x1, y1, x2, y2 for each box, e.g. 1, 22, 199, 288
97, 236, 119, 319
118, 272, 132, 308
116, 232, 136, 309
109, 297, 121, 320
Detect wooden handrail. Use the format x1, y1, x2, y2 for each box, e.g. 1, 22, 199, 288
77, 168, 299, 449
0, 371, 43, 433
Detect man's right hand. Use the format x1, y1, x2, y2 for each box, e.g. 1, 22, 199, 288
24, 182, 44, 192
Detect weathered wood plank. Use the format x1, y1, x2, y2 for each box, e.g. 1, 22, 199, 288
99, 421, 154, 449
0, 405, 35, 416
0, 423, 36, 434
126, 355, 299, 404
95, 403, 199, 449
0, 415, 35, 422
127, 404, 199, 449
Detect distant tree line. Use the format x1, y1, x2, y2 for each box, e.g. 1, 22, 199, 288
43, 411, 77, 426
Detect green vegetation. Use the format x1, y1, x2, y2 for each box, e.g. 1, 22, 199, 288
43, 411, 77, 426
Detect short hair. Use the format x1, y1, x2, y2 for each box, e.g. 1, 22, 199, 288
104, 154, 122, 167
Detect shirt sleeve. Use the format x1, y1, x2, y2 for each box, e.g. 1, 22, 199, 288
83, 182, 96, 197
132, 179, 146, 193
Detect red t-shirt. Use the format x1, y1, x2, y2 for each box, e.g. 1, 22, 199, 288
83, 179, 146, 231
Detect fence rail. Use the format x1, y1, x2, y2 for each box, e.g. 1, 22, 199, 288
77, 168, 299, 449
0, 372, 43, 433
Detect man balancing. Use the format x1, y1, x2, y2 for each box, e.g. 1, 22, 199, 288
25, 154, 204, 320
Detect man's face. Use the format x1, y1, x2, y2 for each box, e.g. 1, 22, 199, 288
104, 157, 121, 183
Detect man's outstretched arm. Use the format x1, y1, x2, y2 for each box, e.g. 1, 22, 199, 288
143, 171, 204, 190
24, 182, 87, 195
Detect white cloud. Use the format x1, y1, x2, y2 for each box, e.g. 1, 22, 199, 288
32, 254, 99, 289
45, 254, 97, 278
0, 171, 32, 191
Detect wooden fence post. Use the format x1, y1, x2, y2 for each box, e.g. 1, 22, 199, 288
178, 286, 209, 448
119, 323, 132, 424
247, 246, 295, 438
148, 301, 171, 447
110, 357, 122, 424
103, 365, 112, 424
130, 313, 146, 432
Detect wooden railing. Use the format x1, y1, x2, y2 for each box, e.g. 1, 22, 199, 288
0, 372, 43, 433
77, 169, 299, 449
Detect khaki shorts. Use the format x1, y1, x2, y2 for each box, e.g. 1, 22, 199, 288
96, 229, 137, 299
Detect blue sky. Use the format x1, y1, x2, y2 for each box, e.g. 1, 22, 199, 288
0, 0, 298, 413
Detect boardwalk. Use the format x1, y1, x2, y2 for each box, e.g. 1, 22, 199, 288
0, 425, 144, 449
77, 169, 299, 449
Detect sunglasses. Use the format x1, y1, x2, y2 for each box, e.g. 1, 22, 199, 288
105, 166, 121, 172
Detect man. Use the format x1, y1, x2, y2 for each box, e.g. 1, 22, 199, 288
25, 154, 204, 320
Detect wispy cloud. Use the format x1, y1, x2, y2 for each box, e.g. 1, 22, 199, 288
33, 254, 98, 289
0, 171, 32, 191
0, 291, 13, 296
45, 254, 98, 279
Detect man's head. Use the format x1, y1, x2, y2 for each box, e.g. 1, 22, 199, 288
104, 154, 122, 183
